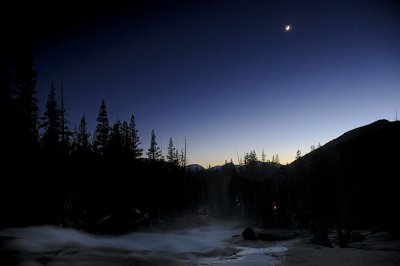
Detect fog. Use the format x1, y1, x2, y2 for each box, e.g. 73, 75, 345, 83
1, 220, 289, 265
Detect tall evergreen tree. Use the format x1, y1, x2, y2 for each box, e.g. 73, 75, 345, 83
121, 120, 131, 155
166, 137, 178, 164
130, 114, 143, 159
76, 115, 90, 153
261, 149, 266, 163
41, 83, 60, 151
92, 99, 109, 156
13, 54, 38, 148
272, 154, 280, 164
147, 129, 162, 161
58, 82, 70, 153
109, 119, 123, 155
179, 138, 187, 167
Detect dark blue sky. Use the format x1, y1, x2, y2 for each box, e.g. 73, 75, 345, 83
31, 0, 400, 166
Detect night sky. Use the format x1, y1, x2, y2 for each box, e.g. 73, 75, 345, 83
13, 0, 400, 166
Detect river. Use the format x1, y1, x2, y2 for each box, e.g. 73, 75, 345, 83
0, 220, 290, 265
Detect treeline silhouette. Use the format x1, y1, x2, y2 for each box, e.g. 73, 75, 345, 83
1, 54, 290, 233
2, 55, 400, 244
1, 54, 190, 233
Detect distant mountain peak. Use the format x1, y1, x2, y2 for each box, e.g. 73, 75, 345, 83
370, 119, 389, 125
186, 164, 205, 171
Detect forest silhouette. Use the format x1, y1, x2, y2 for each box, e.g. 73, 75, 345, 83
1, 52, 400, 248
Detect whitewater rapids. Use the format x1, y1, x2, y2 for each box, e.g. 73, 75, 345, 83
0, 221, 290, 265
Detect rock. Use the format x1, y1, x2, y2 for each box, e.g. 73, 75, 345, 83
242, 227, 257, 240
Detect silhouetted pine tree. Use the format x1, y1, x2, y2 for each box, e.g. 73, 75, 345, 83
147, 129, 162, 161
13, 54, 38, 148
130, 114, 143, 160
41, 83, 61, 152
121, 120, 131, 155
76, 115, 90, 153
261, 149, 266, 163
92, 99, 109, 156
273, 154, 280, 164
179, 138, 187, 167
166, 137, 178, 165
109, 119, 123, 156
58, 82, 71, 153
70, 124, 78, 152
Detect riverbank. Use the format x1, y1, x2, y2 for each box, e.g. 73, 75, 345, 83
283, 231, 400, 266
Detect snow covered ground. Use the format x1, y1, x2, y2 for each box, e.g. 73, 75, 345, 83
0, 221, 291, 265
284, 231, 400, 266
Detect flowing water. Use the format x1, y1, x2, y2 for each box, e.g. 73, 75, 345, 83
0, 221, 289, 265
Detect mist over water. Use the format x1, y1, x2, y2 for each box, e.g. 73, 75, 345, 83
1, 220, 288, 265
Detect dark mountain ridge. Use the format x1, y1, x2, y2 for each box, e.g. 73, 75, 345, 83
287, 119, 400, 235
291, 119, 399, 166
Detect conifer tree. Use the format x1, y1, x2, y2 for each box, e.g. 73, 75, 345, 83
130, 114, 143, 159
179, 138, 187, 167
41, 83, 60, 151
92, 99, 109, 156
109, 119, 123, 155
166, 137, 178, 164
261, 149, 266, 162
147, 129, 162, 161
76, 115, 90, 153
58, 82, 70, 153
14, 54, 38, 147
121, 120, 131, 155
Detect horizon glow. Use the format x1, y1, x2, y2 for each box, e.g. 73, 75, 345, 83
32, 1, 400, 168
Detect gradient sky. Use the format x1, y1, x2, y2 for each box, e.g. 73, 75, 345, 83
26, 0, 400, 167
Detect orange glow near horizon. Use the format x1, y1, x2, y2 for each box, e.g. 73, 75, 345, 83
192, 152, 295, 168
